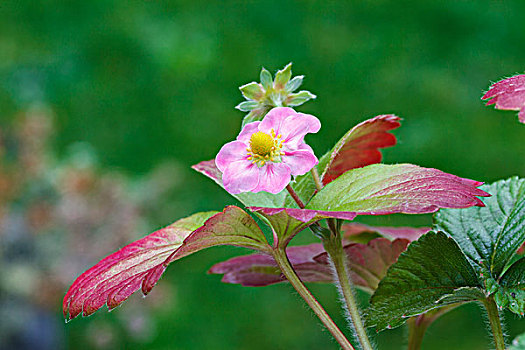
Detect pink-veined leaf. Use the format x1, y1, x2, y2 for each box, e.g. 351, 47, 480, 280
307, 163, 490, 215
209, 237, 410, 292
208, 243, 331, 286
482, 74, 525, 123
320, 114, 401, 184
63, 206, 269, 321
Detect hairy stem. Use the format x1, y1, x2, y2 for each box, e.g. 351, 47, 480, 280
311, 167, 324, 192
483, 296, 506, 350
272, 248, 355, 350
323, 232, 374, 350
286, 184, 305, 209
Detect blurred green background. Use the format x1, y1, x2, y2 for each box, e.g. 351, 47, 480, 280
1, 1, 525, 349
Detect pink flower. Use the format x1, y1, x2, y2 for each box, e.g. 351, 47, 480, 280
216, 107, 320, 194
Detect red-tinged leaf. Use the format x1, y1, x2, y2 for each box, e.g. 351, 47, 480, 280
63, 207, 270, 321
317, 238, 411, 292
63, 211, 217, 320
209, 244, 331, 286
320, 114, 401, 184
210, 237, 409, 292
166, 205, 271, 262
342, 222, 430, 242
482, 74, 525, 123
307, 164, 490, 215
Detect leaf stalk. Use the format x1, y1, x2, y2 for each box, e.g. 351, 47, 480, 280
323, 231, 375, 350
272, 247, 355, 350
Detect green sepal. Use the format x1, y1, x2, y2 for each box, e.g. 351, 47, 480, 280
285, 75, 304, 93
241, 107, 270, 128
285, 90, 316, 107
260, 67, 273, 90
239, 82, 264, 101
273, 62, 292, 91
494, 289, 509, 308
485, 277, 499, 295
235, 100, 260, 112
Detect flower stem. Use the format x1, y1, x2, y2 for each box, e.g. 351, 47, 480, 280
483, 296, 506, 350
322, 232, 374, 350
272, 248, 355, 350
286, 184, 305, 209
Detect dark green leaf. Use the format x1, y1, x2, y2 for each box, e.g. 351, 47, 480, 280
434, 177, 525, 278
497, 257, 525, 315
367, 231, 482, 331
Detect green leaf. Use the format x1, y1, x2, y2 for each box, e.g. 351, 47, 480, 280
367, 231, 482, 331
307, 163, 488, 215
434, 177, 525, 278
501, 256, 525, 287
260, 67, 273, 90
497, 257, 525, 315
171, 206, 271, 260
273, 62, 292, 90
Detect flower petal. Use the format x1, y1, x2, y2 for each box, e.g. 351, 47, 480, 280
279, 114, 321, 149
297, 112, 322, 133
253, 163, 291, 194
236, 121, 261, 143
259, 107, 296, 134
216, 141, 249, 172
222, 160, 260, 194
283, 148, 318, 176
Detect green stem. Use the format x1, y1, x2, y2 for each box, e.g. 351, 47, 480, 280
483, 296, 506, 350
272, 248, 355, 350
323, 233, 374, 350
311, 167, 323, 192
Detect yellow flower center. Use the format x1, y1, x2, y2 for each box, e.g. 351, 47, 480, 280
246, 129, 284, 167
249, 131, 274, 156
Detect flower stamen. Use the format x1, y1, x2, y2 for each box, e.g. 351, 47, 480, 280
246, 129, 283, 167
